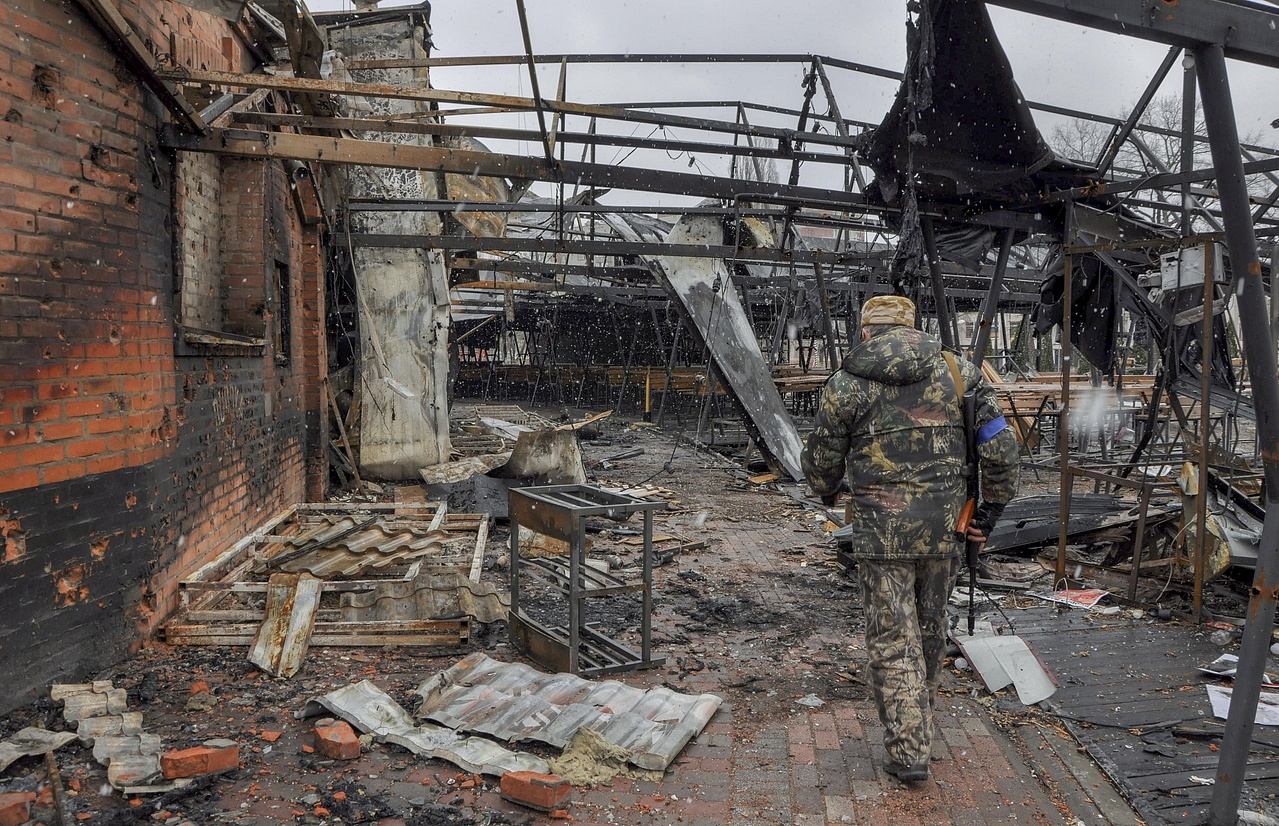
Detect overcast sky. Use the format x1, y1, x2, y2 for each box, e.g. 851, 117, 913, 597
306, 1, 1279, 203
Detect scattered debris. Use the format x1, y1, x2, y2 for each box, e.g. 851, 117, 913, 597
952, 635, 1058, 706
0, 729, 76, 773
159, 740, 240, 779
1208, 685, 1279, 726
1198, 654, 1279, 686
51, 682, 185, 793
299, 680, 549, 776
313, 720, 362, 761
164, 503, 484, 650
1033, 588, 1109, 610
499, 770, 572, 812
414, 652, 722, 771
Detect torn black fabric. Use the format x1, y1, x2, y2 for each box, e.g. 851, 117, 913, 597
1034, 257, 1119, 374
866, 0, 1055, 203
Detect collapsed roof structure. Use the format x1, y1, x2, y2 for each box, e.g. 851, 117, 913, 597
4, 0, 1279, 821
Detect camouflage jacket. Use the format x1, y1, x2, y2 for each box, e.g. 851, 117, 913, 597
801, 327, 1020, 561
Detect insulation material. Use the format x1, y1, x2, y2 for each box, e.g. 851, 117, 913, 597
547, 727, 660, 786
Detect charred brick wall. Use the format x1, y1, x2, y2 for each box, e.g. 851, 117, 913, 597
0, 0, 327, 712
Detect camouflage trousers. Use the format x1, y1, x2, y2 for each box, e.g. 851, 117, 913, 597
858, 555, 959, 768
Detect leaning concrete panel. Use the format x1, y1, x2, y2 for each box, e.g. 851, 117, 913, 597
611, 213, 804, 479
327, 10, 451, 478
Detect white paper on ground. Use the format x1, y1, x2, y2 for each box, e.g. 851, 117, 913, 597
1207, 684, 1279, 726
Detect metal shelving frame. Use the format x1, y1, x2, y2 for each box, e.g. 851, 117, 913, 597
507, 484, 666, 676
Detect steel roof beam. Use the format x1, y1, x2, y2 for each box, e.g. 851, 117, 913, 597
984, 0, 1279, 68
232, 112, 853, 167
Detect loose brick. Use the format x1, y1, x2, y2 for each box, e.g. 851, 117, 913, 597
314, 720, 361, 761
0, 791, 36, 826
500, 771, 572, 812
160, 743, 240, 779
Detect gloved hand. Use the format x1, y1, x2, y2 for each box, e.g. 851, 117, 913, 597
817, 480, 849, 508
965, 502, 1005, 544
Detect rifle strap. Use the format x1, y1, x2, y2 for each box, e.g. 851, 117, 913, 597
941, 351, 965, 406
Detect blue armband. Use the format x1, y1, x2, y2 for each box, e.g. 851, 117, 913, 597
976, 416, 1009, 445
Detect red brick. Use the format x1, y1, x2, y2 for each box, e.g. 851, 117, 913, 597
0, 791, 35, 826
499, 771, 572, 812
40, 460, 85, 485
160, 743, 240, 779
313, 720, 361, 761
20, 442, 63, 466
0, 468, 41, 494
86, 453, 125, 475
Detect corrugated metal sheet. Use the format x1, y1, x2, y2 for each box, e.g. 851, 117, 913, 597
51, 683, 175, 792
300, 679, 549, 777
339, 572, 509, 624
249, 573, 323, 678
413, 653, 722, 770
260, 517, 469, 577
0, 728, 77, 772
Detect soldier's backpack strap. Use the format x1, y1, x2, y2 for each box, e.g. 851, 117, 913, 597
941, 351, 965, 404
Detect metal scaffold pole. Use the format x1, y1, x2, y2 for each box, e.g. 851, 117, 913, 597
1195, 43, 1279, 825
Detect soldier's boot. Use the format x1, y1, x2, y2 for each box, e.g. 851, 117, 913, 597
883, 761, 929, 783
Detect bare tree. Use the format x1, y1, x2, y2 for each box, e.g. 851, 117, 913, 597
1049, 93, 1272, 232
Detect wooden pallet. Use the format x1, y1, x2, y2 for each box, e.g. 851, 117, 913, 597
162, 502, 487, 647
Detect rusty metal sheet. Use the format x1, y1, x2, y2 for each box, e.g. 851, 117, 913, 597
605, 212, 804, 479
249, 573, 323, 678
413, 653, 722, 770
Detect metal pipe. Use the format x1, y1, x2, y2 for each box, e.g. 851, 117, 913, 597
1056, 244, 1074, 589
1195, 241, 1215, 621
514, 0, 554, 165
1096, 45, 1182, 176
970, 229, 1015, 362
812, 260, 840, 370
1196, 44, 1279, 825
1183, 57, 1200, 237
921, 216, 957, 350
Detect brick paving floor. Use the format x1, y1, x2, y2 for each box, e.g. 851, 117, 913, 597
0, 417, 1134, 825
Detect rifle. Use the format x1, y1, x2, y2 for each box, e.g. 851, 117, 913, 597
943, 351, 981, 635
957, 385, 981, 636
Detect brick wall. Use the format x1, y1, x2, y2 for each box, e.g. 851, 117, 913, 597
0, 0, 328, 712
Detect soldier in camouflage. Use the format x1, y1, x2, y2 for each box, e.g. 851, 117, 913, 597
802, 295, 1019, 783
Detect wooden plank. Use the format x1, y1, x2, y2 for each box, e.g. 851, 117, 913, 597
163, 619, 469, 647
468, 515, 489, 583
163, 127, 872, 217
183, 506, 297, 584
294, 501, 442, 513
73, 0, 206, 132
